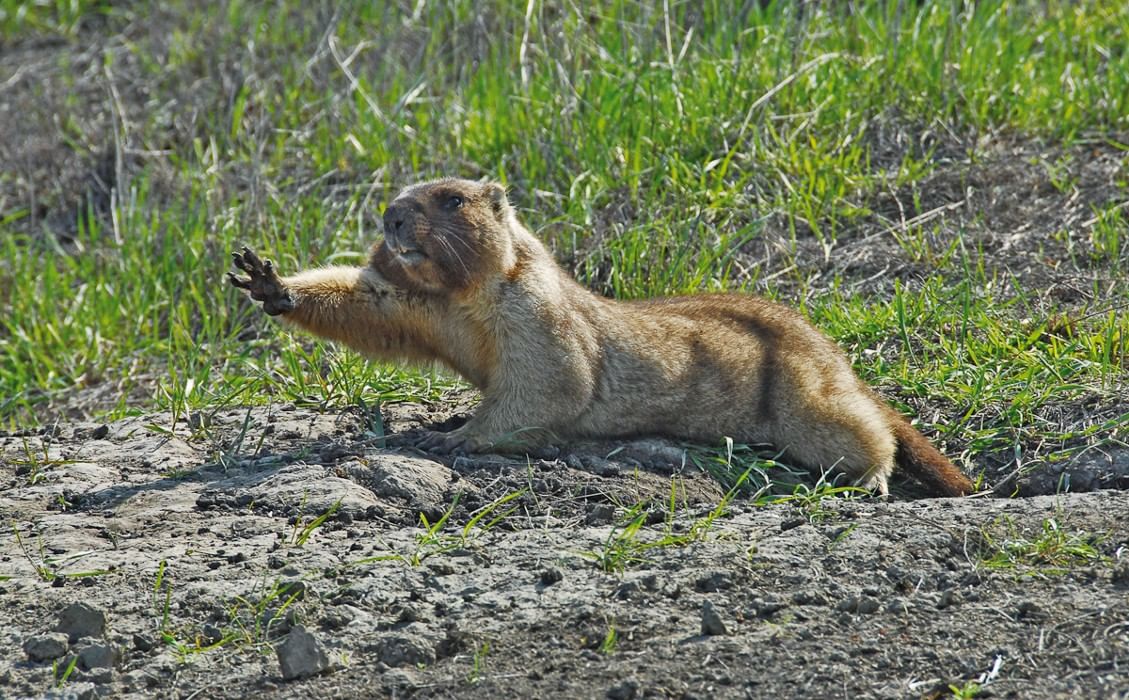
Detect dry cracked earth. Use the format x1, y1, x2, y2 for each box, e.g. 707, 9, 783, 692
2, 403, 1128, 700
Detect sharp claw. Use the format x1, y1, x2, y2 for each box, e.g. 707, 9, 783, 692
242, 247, 263, 268
228, 272, 250, 289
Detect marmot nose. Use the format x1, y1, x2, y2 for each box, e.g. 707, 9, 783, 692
383, 203, 407, 233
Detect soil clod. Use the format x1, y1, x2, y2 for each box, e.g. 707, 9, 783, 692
56, 603, 106, 643
22, 633, 69, 662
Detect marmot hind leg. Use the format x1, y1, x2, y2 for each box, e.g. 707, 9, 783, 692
773, 400, 897, 496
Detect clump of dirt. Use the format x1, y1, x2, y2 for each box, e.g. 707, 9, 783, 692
2, 405, 1128, 698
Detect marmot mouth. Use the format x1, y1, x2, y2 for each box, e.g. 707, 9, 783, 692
395, 250, 426, 265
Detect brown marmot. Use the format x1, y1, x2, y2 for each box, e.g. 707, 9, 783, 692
229, 177, 974, 496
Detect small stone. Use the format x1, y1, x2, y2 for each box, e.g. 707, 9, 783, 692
77, 643, 118, 670
57, 602, 106, 643
1111, 563, 1129, 586
792, 589, 828, 606
122, 669, 149, 690
837, 595, 880, 614
856, 596, 881, 614
886, 597, 911, 615
201, 624, 224, 645
614, 580, 641, 600
586, 504, 616, 525
279, 580, 309, 600
133, 633, 155, 652
382, 668, 420, 689
937, 589, 962, 609
607, 678, 640, 699
700, 600, 729, 636
377, 633, 436, 668
1016, 600, 1048, 622
23, 632, 69, 662
539, 567, 564, 586
695, 571, 733, 592
276, 625, 331, 680
752, 597, 788, 617
91, 424, 110, 439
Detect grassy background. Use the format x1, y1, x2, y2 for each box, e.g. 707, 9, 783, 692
1, 0, 1126, 480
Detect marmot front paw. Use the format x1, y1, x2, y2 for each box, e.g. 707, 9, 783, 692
414, 428, 491, 455
228, 246, 295, 316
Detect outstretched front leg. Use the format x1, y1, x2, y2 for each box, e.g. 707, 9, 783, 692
227, 246, 440, 363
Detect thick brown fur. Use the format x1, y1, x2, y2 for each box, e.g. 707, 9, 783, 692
229, 177, 974, 497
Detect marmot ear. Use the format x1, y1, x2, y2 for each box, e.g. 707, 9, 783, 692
485, 182, 510, 216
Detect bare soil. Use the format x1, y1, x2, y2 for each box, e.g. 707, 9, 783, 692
2, 405, 1129, 699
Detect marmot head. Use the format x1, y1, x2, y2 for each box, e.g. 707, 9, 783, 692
371, 178, 516, 295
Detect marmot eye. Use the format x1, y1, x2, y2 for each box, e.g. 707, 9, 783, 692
445, 195, 464, 210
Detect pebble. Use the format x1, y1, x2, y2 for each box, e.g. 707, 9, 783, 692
700, 600, 729, 636
607, 678, 640, 699
23, 632, 69, 662
133, 633, 156, 652
1111, 563, 1129, 586
539, 567, 564, 586
694, 571, 733, 592
201, 624, 224, 645
837, 595, 881, 614
276, 625, 331, 680
937, 589, 962, 609
586, 504, 616, 525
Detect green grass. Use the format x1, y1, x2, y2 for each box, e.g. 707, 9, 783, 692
978, 515, 1107, 576
2, 1, 1127, 478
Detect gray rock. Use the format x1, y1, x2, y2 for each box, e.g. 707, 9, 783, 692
23, 632, 69, 662
937, 589, 962, 609
886, 597, 911, 615
695, 571, 733, 592
1111, 562, 1129, 587
57, 602, 106, 642
377, 633, 437, 667
607, 678, 640, 699
700, 600, 729, 636
132, 633, 155, 652
586, 503, 616, 525
539, 567, 564, 586
201, 623, 224, 645
382, 668, 420, 689
77, 642, 118, 669
276, 625, 331, 680
837, 595, 881, 614
122, 668, 159, 690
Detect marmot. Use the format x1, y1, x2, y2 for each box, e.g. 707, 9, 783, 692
229, 177, 974, 497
